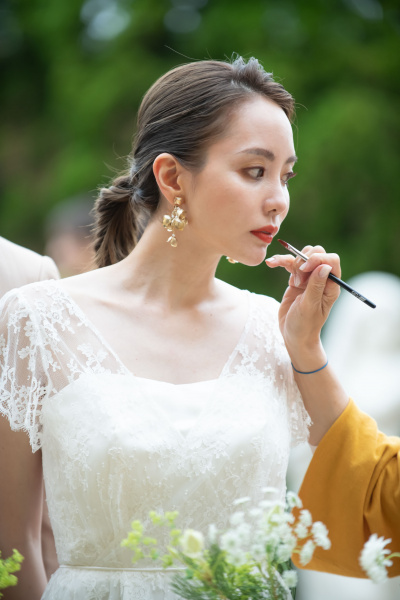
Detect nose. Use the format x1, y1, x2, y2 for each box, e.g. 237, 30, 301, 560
263, 183, 289, 217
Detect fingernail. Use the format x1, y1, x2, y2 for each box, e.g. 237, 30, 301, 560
265, 256, 276, 263
299, 263, 307, 271
319, 265, 332, 278
294, 274, 301, 287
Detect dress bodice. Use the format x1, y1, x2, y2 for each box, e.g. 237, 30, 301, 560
0, 281, 310, 599
134, 377, 218, 436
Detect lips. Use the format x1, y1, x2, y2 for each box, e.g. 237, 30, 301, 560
250, 226, 278, 244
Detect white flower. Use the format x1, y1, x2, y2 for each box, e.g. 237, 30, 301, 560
295, 522, 309, 540
220, 529, 241, 553
220, 529, 249, 566
233, 496, 251, 506
226, 549, 248, 566
249, 507, 263, 519
250, 543, 265, 562
312, 522, 331, 550
261, 486, 279, 495
235, 522, 252, 545
269, 511, 288, 528
277, 535, 297, 563
208, 524, 218, 545
299, 509, 312, 528
299, 540, 316, 565
282, 569, 298, 588
230, 511, 245, 526
179, 529, 204, 558
258, 499, 276, 510
260, 529, 281, 555
277, 521, 292, 537
286, 491, 302, 510
285, 512, 295, 525
359, 534, 393, 584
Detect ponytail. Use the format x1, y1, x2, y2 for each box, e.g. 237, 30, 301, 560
92, 174, 138, 268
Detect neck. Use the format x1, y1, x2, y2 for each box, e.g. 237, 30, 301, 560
113, 217, 223, 311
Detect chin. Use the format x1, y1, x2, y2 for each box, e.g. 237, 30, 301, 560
235, 250, 267, 268
244, 258, 266, 267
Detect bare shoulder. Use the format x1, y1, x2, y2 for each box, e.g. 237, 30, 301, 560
0, 237, 59, 295
56, 265, 116, 303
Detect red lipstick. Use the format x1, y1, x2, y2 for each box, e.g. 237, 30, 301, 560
251, 226, 278, 244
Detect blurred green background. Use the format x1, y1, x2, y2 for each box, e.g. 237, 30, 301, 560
1, 0, 399, 299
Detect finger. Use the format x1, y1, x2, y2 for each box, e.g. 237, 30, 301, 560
289, 248, 324, 286
267, 245, 327, 272
301, 245, 325, 257
299, 252, 341, 278
281, 276, 305, 305
265, 254, 295, 272
288, 269, 309, 289
302, 264, 331, 307
302, 264, 340, 312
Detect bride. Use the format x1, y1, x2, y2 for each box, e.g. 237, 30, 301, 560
0, 56, 348, 599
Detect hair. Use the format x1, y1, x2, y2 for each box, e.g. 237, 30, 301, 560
92, 56, 295, 268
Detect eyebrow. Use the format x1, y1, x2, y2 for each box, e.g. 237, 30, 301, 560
238, 147, 298, 165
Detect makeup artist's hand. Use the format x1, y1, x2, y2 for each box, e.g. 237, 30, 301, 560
265, 245, 341, 364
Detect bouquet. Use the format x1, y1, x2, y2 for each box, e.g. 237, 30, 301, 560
122, 489, 331, 600
0, 549, 23, 598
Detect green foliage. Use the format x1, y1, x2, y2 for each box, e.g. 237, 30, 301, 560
1, 0, 399, 299
0, 549, 24, 597
121, 492, 330, 599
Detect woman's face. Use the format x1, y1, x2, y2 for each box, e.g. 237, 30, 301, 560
185, 96, 297, 266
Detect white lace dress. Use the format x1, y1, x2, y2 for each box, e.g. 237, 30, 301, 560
0, 280, 310, 600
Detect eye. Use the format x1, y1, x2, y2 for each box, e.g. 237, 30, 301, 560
281, 171, 297, 187
247, 167, 265, 179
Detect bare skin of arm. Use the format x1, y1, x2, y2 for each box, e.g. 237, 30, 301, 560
0, 416, 47, 600
41, 490, 58, 579
266, 245, 349, 445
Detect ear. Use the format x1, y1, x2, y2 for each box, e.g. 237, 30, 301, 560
153, 153, 187, 206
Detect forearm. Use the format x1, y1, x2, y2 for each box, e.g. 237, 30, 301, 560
41, 496, 59, 579
287, 341, 349, 445
0, 422, 48, 598
267, 244, 350, 444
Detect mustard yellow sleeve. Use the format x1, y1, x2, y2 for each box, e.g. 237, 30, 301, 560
293, 398, 400, 578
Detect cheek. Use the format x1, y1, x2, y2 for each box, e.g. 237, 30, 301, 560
281, 192, 290, 220
195, 174, 239, 213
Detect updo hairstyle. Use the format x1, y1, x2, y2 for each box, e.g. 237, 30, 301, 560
92, 56, 295, 268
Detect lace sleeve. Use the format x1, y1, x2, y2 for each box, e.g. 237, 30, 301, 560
0, 289, 53, 452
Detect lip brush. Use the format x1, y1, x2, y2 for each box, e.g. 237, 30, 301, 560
277, 239, 376, 309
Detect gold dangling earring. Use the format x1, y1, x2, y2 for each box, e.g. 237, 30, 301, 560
226, 257, 238, 264
162, 197, 188, 247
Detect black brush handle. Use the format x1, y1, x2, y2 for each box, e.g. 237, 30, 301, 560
328, 272, 376, 309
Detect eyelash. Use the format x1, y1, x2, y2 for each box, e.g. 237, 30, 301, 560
282, 171, 297, 186
247, 168, 297, 186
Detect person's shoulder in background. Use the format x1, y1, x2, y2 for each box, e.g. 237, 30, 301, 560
0, 236, 59, 297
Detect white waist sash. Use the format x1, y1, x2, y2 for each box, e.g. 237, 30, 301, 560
59, 565, 184, 572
